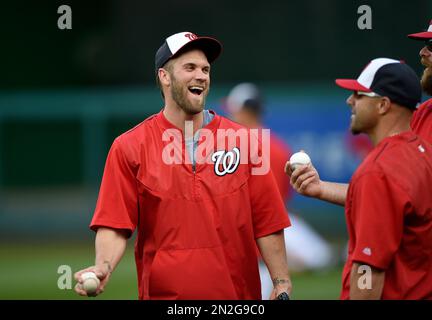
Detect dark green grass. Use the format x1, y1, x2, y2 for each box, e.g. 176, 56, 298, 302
0, 243, 342, 300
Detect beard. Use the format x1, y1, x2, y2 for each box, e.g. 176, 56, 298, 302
350, 113, 374, 136
350, 127, 361, 135
170, 75, 208, 115
421, 65, 432, 96
350, 124, 362, 135
349, 114, 361, 135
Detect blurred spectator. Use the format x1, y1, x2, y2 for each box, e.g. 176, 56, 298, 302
224, 83, 333, 299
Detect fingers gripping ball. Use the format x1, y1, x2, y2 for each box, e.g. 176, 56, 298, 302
289, 152, 311, 171
81, 272, 100, 295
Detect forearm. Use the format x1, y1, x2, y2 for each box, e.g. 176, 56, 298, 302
95, 227, 128, 272
318, 181, 348, 206
350, 262, 385, 300
256, 230, 291, 293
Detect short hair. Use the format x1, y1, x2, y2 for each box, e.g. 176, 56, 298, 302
155, 59, 174, 100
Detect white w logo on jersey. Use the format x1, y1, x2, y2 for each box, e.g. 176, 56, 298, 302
211, 147, 240, 176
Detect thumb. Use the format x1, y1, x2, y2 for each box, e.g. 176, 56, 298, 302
284, 161, 292, 176
93, 267, 107, 279
94, 262, 112, 279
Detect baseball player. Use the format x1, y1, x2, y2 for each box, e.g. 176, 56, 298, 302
408, 20, 432, 143
286, 20, 432, 206
74, 31, 292, 300
290, 58, 432, 299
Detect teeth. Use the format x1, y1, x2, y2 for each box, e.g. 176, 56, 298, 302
190, 86, 203, 91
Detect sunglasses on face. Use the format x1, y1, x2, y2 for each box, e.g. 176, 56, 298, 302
355, 91, 381, 98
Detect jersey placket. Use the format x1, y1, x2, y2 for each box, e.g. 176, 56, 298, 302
184, 129, 200, 200
192, 129, 203, 200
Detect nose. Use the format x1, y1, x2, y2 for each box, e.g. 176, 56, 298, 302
194, 69, 209, 82
420, 45, 430, 58
346, 93, 355, 107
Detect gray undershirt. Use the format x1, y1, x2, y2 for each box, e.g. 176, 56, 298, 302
185, 110, 214, 171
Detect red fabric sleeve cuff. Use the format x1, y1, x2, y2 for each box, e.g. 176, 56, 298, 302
254, 220, 290, 239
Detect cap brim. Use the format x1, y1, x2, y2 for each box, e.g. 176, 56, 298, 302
173, 37, 223, 64
335, 79, 371, 92
407, 31, 432, 40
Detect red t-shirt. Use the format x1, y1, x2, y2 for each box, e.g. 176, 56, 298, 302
90, 110, 290, 300
411, 99, 432, 144
341, 131, 432, 299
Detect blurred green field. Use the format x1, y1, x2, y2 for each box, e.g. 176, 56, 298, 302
0, 243, 342, 300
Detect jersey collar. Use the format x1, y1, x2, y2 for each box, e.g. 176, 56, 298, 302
157, 109, 221, 134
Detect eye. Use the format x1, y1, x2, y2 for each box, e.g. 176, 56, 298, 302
184, 64, 195, 71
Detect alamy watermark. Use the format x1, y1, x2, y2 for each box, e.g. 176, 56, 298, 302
57, 265, 73, 290
57, 5, 72, 30
357, 264, 372, 290
357, 5, 372, 30
161, 122, 271, 175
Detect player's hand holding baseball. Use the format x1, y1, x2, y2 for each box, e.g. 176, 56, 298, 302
284, 160, 323, 198
74, 262, 112, 297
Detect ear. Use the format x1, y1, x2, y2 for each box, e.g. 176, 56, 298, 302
158, 68, 171, 87
377, 97, 391, 115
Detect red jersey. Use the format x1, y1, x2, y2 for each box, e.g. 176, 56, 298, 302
90, 110, 290, 300
411, 99, 432, 144
341, 131, 432, 299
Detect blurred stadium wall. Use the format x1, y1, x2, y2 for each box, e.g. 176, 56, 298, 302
0, 0, 431, 242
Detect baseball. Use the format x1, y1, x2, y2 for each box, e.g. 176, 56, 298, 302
290, 151, 311, 171
81, 271, 100, 295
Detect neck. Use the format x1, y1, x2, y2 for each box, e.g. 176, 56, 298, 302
247, 118, 261, 129
163, 102, 204, 138
368, 111, 412, 146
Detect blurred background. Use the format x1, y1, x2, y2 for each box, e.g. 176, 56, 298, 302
0, 0, 430, 299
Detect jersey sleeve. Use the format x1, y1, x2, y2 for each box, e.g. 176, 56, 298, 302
90, 137, 139, 237
349, 171, 409, 269
248, 130, 290, 239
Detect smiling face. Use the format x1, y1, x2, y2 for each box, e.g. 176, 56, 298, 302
161, 49, 210, 115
